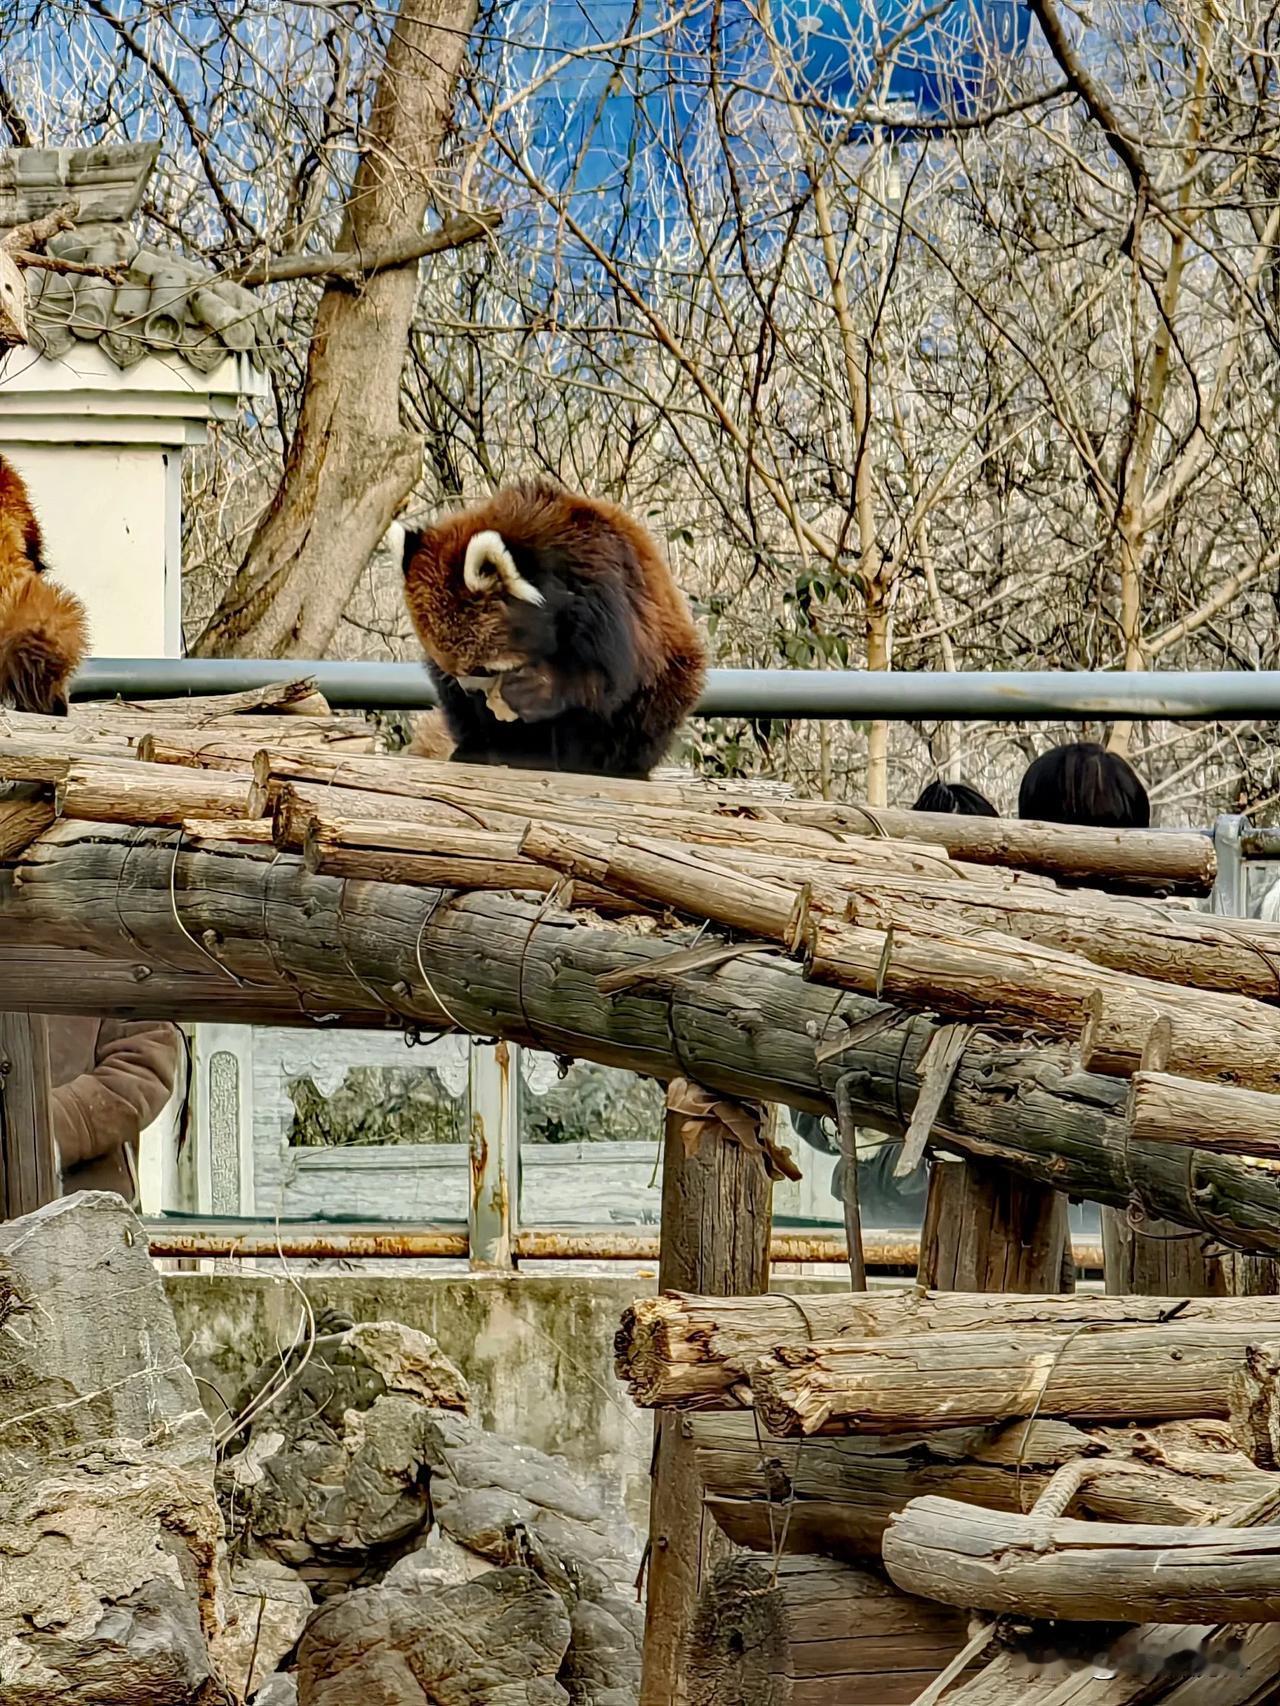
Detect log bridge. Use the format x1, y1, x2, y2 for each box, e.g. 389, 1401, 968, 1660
4, 687, 1280, 1700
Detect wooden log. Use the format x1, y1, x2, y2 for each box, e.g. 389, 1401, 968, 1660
748, 1324, 1280, 1438
616, 1287, 1280, 1410
1128, 1071, 1280, 1159
0, 788, 54, 858
808, 916, 1280, 1058
1101, 1203, 1280, 1298
919, 1157, 1070, 1294
824, 806, 1216, 895
642, 1084, 771, 1706
693, 1413, 1278, 1558
523, 824, 804, 942
303, 817, 640, 912
11, 826, 1280, 1256
108, 677, 326, 718
944, 1628, 1280, 1706
686, 1555, 974, 1706
55, 760, 255, 825
181, 818, 276, 846
1085, 987, 1280, 1091
254, 758, 1217, 892
883, 1493, 1280, 1623
0, 1012, 57, 1216
844, 879, 1280, 1006
137, 731, 378, 769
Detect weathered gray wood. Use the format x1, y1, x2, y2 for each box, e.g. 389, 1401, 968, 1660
1102, 1203, 1280, 1305
883, 1493, 1280, 1624
693, 1413, 1279, 1559
0, 1012, 57, 1216
616, 1288, 1280, 1411
686, 1555, 973, 1706
749, 1323, 1280, 1439
642, 1084, 771, 1706
919, 1158, 1070, 1294
10, 826, 1280, 1255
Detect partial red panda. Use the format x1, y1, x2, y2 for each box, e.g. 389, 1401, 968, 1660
401, 481, 706, 778
0, 455, 88, 715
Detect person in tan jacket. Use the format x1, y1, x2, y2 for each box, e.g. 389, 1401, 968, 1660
49, 1016, 182, 1204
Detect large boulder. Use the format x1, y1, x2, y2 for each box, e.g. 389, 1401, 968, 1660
0, 1192, 220, 1703
414, 1411, 643, 1706
220, 1320, 469, 1596
296, 1568, 570, 1705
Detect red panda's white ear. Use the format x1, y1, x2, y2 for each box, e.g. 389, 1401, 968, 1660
463, 529, 545, 606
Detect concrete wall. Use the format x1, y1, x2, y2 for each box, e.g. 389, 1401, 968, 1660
4, 441, 177, 655
167, 1271, 847, 1530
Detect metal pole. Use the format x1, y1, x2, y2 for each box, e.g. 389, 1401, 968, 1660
72, 657, 1280, 721
1211, 815, 1249, 918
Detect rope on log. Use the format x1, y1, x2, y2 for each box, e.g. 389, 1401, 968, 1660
7, 825, 1280, 1255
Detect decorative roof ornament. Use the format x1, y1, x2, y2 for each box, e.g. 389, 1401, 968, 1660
0, 142, 276, 373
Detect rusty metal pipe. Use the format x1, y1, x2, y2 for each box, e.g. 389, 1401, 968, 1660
145, 1222, 1104, 1272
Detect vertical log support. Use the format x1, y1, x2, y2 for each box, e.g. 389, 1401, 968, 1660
1102, 1209, 1279, 1297
0, 1012, 57, 1217
467, 1040, 516, 1269
920, 1157, 1070, 1293
641, 1080, 772, 1706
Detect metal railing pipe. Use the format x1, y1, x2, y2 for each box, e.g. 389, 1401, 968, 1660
72, 659, 1280, 721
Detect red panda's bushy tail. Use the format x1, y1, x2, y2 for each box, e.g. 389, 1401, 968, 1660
0, 573, 89, 715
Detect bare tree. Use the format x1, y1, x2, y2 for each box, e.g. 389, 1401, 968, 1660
194, 0, 480, 657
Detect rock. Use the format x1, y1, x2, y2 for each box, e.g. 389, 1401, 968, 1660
296, 1567, 570, 1705
0, 1193, 220, 1702
221, 1322, 467, 1596
212, 1557, 312, 1701
422, 1411, 637, 1594
0, 1191, 213, 1476
255, 1677, 298, 1706
383, 1528, 491, 1593
411, 1412, 643, 1706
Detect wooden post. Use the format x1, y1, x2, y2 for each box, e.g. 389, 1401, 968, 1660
0, 1013, 58, 1217
1103, 1205, 1278, 1296
641, 1080, 771, 1706
920, 1157, 1070, 1293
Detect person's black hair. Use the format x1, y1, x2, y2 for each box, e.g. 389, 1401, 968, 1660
1017, 741, 1150, 829
911, 779, 999, 817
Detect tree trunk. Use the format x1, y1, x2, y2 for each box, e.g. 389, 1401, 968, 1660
641, 1085, 771, 1706
687, 1555, 972, 1706
194, 0, 479, 659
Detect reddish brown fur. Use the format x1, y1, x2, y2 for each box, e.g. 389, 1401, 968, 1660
0, 453, 89, 714
406, 709, 455, 760
402, 482, 706, 777
403, 484, 702, 684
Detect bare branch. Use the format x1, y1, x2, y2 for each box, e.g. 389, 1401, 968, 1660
232, 209, 500, 287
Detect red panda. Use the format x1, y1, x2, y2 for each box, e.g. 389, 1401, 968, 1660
0, 455, 88, 716
401, 481, 706, 778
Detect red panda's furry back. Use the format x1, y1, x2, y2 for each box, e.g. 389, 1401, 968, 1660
0, 455, 88, 715
401, 481, 706, 778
